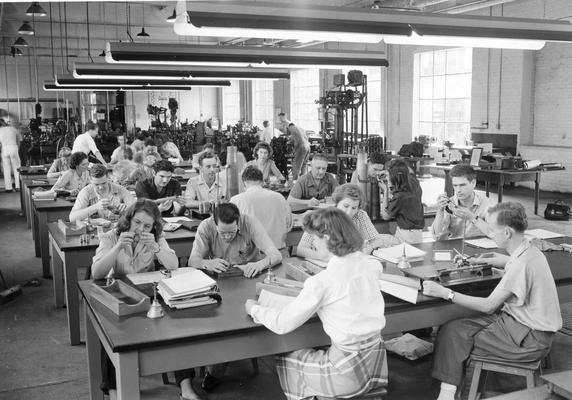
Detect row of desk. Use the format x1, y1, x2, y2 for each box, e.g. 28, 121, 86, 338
79, 236, 572, 400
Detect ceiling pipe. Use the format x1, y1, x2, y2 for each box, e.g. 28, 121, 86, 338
439, 0, 517, 14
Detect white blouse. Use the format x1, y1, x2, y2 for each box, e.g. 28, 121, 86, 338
250, 252, 386, 351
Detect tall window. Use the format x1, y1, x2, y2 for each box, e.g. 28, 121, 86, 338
252, 80, 274, 130
412, 47, 472, 145
222, 80, 241, 127
290, 69, 320, 133
342, 67, 383, 136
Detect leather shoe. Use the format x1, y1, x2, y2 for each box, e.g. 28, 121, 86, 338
201, 373, 222, 392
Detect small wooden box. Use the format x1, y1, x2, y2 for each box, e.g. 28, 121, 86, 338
58, 219, 87, 236
90, 281, 150, 316
284, 259, 325, 282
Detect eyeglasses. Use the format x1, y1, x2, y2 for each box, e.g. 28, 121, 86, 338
217, 229, 237, 239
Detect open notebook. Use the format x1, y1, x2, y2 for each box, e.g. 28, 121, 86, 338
373, 243, 426, 264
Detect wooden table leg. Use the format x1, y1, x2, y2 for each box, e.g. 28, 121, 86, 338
38, 211, 51, 278
85, 306, 104, 400
116, 352, 141, 400
497, 175, 505, 203
535, 172, 541, 215
32, 204, 40, 257
64, 252, 81, 345
50, 234, 65, 308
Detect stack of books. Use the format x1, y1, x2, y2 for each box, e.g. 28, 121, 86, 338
157, 269, 220, 309
32, 190, 56, 201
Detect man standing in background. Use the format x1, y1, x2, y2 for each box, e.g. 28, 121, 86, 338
0, 118, 22, 192
276, 112, 290, 134
287, 123, 310, 180
72, 120, 108, 166
259, 120, 280, 143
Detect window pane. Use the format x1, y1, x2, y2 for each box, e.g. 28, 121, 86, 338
419, 100, 433, 121
445, 123, 470, 145
445, 99, 471, 123
433, 100, 445, 122
434, 76, 446, 99
433, 123, 445, 140
420, 52, 434, 76
419, 77, 433, 99
419, 122, 433, 135
445, 74, 471, 98
446, 48, 472, 74
434, 50, 446, 75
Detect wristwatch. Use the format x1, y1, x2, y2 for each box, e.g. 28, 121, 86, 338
472, 215, 479, 224
447, 290, 456, 302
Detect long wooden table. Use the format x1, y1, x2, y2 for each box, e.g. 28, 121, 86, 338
79, 237, 572, 400
49, 222, 197, 345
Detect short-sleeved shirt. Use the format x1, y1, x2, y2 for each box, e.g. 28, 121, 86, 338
184, 173, 227, 203
72, 132, 99, 155
289, 172, 338, 201
190, 214, 276, 266
493, 240, 562, 332
47, 158, 70, 177
430, 190, 493, 240
72, 182, 135, 219
231, 186, 292, 249
135, 178, 182, 215
385, 186, 425, 230
52, 169, 90, 192
245, 159, 285, 182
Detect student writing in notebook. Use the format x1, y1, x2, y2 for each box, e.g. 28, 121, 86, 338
245, 208, 388, 400
92, 200, 200, 400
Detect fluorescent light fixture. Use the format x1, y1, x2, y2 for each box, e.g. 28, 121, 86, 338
176, 1, 572, 44
26, 2, 47, 17
383, 32, 546, 50
73, 63, 290, 80
105, 42, 389, 69
13, 37, 29, 47
18, 21, 34, 35
44, 83, 194, 92
55, 75, 231, 87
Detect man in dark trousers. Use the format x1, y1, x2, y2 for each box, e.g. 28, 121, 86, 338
135, 159, 184, 216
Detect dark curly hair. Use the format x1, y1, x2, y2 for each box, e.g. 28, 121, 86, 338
69, 152, 88, 169
253, 141, 273, 159
115, 199, 163, 241
302, 208, 363, 257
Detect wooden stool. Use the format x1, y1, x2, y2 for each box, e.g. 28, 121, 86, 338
313, 386, 387, 400
468, 356, 542, 400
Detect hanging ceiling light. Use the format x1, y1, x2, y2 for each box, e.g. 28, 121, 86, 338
44, 82, 195, 91
105, 42, 389, 69
137, 27, 150, 37
26, 2, 47, 17
383, 32, 546, 50
13, 37, 29, 47
175, 1, 572, 47
54, 75, 231, 87
73, 63, 290, 80
10, 47, 24, 57
18, 21, 35, 35
166, 9, 176, 23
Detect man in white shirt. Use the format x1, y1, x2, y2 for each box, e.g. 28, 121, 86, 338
276, 112, 290, 134
0, 119, 22, 192
258, 120, 280, 143
184, 152, 227, 213
231, 165, 292, 251
72, 121, 107, 166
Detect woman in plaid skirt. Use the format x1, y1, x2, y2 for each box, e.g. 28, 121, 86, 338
245, 208, 388, 400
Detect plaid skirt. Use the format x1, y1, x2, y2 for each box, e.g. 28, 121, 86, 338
276, 335, 388, 400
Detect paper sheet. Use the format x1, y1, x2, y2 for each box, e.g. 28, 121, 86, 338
258, 289, 296, 309
525, 229, 564, 240
465, 238, 498, 249
127, 267, 194, 285
163, 216, 192, 223
379, 280, 419, 304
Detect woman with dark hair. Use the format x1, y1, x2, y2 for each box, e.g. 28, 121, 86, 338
380, 159, 425, 244
92, 199, 198, 400
92, 199, 177, 279
51, 151, 90, 196
245, 207, 388, 400
245, 141, 285, 183
296, 183, 399, 261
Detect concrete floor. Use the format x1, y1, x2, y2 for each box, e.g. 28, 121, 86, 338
1, 177, 572, 400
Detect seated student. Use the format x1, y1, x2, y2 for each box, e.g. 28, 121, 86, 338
379, 159, 425, 244
431, 164, 492, 240
423, 202, 562, 400
128, 152, 156, 185
109, 144, 133, 165
111, 160, 137, 189
92, 200, 199, 400
245, 207, 388, 400
184, 152, 227, 212
230, 165, 292, 252
245, 141, 285, 183
189, 202, 283, 392
135, 159, 185, 216
51, 152, 90, 196
134, 137, 162, 163
161, 141, 184, 164
350, 152, 388, 185
130, 134, 146, 154
297, 183, 400, 262
47, 147, 72, 178
287, 153, 338, 207
69, 164, 135, 222
191, 143, 220, 171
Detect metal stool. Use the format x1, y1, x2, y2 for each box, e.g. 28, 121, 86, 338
468, 356, 543, 400
313, 386, 387, 400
